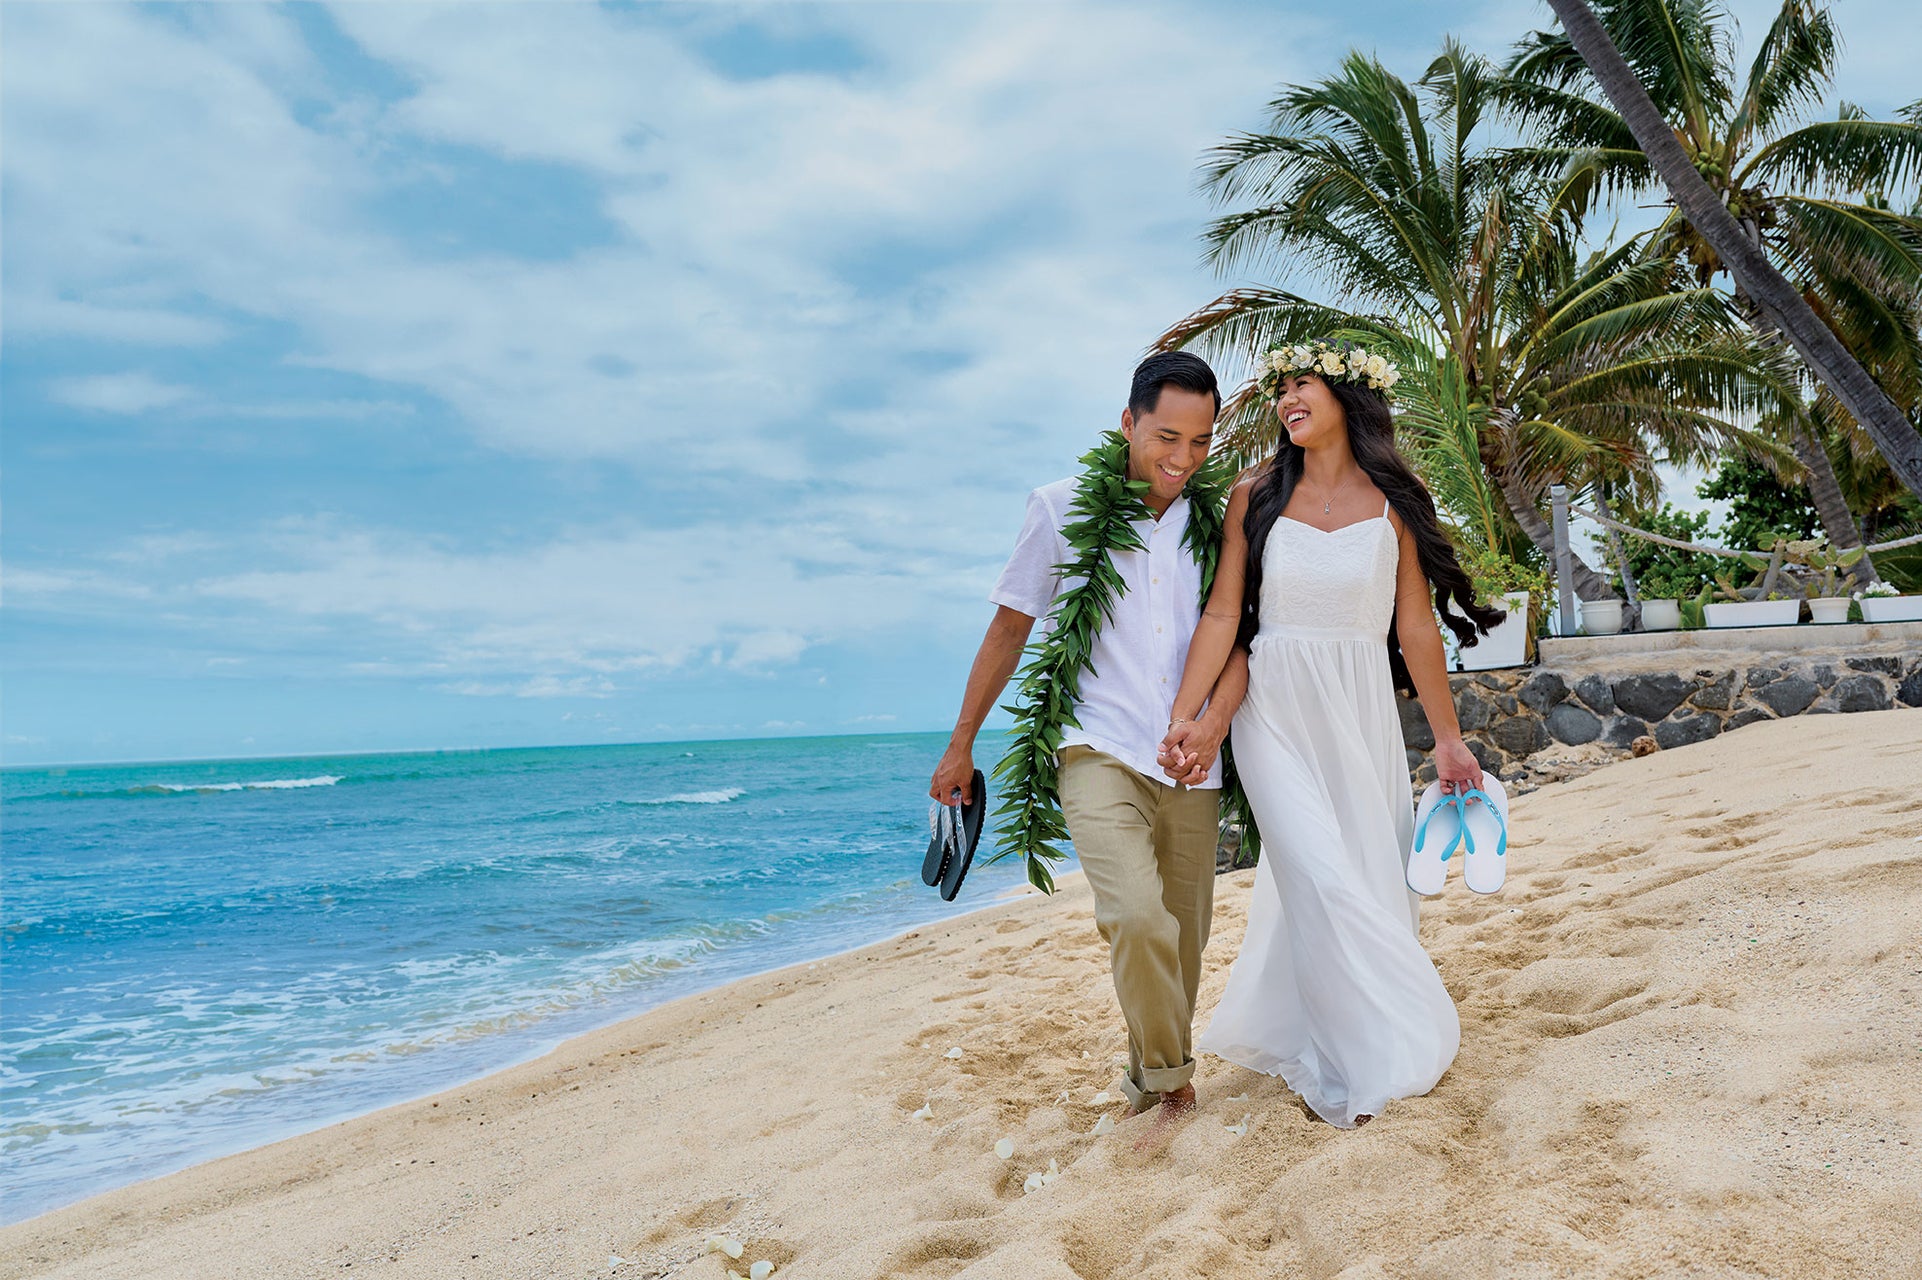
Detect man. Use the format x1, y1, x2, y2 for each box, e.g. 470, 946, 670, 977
929, 350, 1249, 1128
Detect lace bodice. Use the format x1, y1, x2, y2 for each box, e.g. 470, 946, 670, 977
1253, 504, 1400, 640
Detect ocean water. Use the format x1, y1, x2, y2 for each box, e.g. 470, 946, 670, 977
0, 733, 1049, 1223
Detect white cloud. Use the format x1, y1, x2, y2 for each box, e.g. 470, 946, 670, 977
442, 675, 617, 699
6, 1, 1304, 490
727, 630, 810, 670
64, 510, 964, 679
48, 372, 195, 414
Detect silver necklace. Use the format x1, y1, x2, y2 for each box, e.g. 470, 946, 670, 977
1309, 469, 1359, 515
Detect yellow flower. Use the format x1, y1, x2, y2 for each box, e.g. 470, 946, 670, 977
1319, 351, 1345, 376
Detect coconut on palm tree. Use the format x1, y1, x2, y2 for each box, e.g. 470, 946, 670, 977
1156, 42, 1792, 600
1511, 0, 1922, 530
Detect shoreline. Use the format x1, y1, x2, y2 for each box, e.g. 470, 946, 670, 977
2, 864, 1069, 1231
5, 711, 1919, 1279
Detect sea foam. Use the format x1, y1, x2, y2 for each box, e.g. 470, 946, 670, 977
153, 776, 343, 793
636, 787, 744, 806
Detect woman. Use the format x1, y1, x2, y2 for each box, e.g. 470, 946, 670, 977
1159, 339, 1502, 1127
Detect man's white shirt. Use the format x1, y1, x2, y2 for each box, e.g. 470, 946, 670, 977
989, 477, 1223, 789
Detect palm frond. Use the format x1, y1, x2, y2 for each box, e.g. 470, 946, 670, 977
1743, 117, 1922, 197
1771, 198, 1922, 298
1733, 0, 1838, 144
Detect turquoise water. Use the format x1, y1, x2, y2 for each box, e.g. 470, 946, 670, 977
0, 733, 1046, 1223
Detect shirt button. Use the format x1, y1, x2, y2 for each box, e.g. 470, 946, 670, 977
1155, 626, 1162, 633
1151, 577, 1159, 584
1161, 677, 1168, 684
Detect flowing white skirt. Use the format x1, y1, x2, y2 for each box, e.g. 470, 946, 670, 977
1198, 628, 1459, 1126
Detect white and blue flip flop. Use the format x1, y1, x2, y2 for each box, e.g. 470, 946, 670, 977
1407, 781, 1464, 896
1458, 773, 1511, 895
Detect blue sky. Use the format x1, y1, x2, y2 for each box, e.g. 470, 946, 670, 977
4, 0, 1916, 765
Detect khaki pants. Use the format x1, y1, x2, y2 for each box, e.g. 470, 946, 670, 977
1057, 745, 1219, 1110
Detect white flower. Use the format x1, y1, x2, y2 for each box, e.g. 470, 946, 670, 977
1291, 344, 1313, 368
1268, 348, 1288, 371
1091, 1113, 1116, 1136
1381, 367, 1400, 388
994, 1138, 1014, 1159
1347, 349, 1368, 372
912, 1102, 933, 1120
1365, 354, 1388, 380
750, 1262, 776, 1280
1319, 351, 1345, 376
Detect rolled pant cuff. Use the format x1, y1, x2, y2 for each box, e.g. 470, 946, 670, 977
1121, 1058, 1196, 1111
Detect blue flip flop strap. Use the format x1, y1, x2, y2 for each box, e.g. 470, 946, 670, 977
1458, 788, 1507, 857
1415, 793, 1464, 862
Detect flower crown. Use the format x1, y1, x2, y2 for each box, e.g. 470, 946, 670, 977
1259, 339, 1400, 397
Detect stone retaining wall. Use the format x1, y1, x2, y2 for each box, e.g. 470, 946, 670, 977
1398, 646, 1922, 793
1215, 627, 1920, 871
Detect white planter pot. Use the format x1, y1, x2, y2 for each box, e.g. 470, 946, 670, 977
1807, 597, 1852, 624
1579, 598, 1624, 636
1639, 598, 1681, 631
1705, 598, 1801, 628
1459, 591, 1531, 670
1860, 594, 1922, 623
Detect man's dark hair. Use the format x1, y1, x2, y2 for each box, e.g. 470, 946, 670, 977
1128, 351, 1220, 420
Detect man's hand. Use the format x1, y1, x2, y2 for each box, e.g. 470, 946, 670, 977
1157, 714, 1225, 787
929, 742, 976, 805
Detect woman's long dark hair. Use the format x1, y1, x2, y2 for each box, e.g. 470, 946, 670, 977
1239, 375, 1505, 692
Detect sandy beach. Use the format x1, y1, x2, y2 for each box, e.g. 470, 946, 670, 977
6, 709, 1920, 1280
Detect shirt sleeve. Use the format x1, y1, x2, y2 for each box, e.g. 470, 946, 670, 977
988, 487, 1064, 619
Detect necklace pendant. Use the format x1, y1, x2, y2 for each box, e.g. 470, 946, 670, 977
1323, 499, 1332, 514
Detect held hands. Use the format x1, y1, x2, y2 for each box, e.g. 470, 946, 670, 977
929, 743, 976, 805
1157, 716, 1224, 787
1433, 736, 1484, 795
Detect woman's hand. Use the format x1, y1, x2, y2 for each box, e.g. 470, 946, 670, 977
1432, 736, 1483, 795
1158, 715, 1225, 786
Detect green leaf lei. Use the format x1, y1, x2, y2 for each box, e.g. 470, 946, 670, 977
987, 430, 1255, 893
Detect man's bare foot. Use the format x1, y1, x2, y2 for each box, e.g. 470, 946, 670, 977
1131, 1084, 1196, 1152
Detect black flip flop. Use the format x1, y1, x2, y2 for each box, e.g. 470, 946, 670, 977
922, 769, 985, 901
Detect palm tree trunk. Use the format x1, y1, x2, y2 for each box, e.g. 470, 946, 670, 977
1732, 295, 1881, 583
1788, 424, 1880, 583
1544, 0, 1922, 501
1492, 463, 1615, 600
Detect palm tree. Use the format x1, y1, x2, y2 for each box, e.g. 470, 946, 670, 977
1523, 0, 1922, 511
1156, 43, 1791, 599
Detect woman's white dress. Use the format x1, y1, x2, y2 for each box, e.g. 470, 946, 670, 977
1197, 502, 1460, 1126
